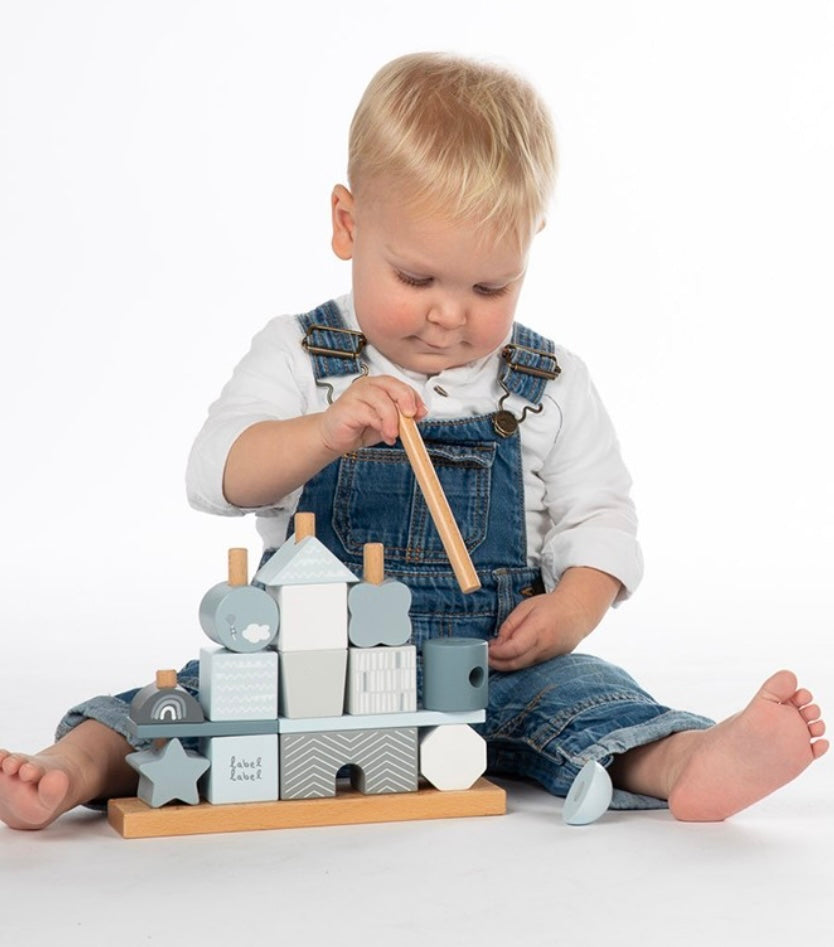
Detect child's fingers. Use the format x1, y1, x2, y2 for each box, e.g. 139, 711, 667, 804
323, 376, 427, 452
362, 375, 426, 418
492, 598, 536, 644
350, 377, 425, 442
488, 620, 539, 671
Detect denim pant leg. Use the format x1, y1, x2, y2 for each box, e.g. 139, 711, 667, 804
54, 659, 202, 753
484, 653, 714, 810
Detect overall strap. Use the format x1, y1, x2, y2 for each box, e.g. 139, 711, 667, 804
297, 305, 560, 407
298, 300, 367, 381
498, 322, 561, 406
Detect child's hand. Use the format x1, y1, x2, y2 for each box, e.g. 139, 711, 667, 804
488, 594, 587, 671
317, 375, 427, 456
488, 567, 622, 672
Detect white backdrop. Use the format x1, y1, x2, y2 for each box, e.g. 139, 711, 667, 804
1, 1, 831, 749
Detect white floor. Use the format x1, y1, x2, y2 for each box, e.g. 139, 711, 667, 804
2, 667, 831, 947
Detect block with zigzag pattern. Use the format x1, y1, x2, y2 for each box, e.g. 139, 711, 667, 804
279, 727, 418, 799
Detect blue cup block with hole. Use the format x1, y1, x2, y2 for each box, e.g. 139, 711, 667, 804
422, 638, 489, 711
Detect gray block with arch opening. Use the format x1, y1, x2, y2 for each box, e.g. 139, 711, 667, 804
279, 727, 418, 799
422, 638, 488, 711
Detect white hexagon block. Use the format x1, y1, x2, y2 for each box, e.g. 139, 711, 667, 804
419, 724, 486, 791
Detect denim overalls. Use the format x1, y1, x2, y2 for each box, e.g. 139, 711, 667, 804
57, 301, 713, 810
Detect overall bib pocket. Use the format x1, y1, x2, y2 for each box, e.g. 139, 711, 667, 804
333, 440, 497, 565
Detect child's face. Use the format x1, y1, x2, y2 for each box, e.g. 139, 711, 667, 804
331, 184, 531, 374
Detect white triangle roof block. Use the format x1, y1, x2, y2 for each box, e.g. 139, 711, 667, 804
254, 535, 359, 587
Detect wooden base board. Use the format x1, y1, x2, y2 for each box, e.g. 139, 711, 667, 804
108, 778, 506, 839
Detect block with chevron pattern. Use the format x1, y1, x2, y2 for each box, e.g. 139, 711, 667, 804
279, 727, 419, 799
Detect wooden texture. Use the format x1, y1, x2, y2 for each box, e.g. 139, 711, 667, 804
397, 414, 481, 594
155, 669, 177, 689
363, 542, 384, 584
294, 511, 315, 541
228, 547, 248, 586
108, 777, 506, 838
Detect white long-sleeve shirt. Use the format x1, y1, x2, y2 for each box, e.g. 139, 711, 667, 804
186, 294, 643, 600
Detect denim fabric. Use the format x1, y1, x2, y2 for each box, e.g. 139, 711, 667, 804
484, 653, 713, 809
290, 414, 538, 631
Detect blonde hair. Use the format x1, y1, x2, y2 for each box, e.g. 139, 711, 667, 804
348, 52, 557, 243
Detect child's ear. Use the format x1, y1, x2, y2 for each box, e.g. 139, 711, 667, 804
331, 185, 356, 260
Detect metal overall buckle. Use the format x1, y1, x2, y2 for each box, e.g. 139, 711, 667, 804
301, 323, 367, 359
493, 343, 561, 437
301, 324, 369, 404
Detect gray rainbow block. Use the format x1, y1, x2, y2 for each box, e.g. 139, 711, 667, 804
279, 648, 347, 718
199, 582, 279, 653
126, 738, 210, 808
199, 646, 279, 721
422, 638, 489, 711
348, 579, 412, 647
346, 645, 417, 714
199, 734, 279, 805
279, 728, 418, 799
130, 682, 205, 725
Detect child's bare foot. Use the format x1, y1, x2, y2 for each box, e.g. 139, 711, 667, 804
1, 721, 138, 831
0, 749, 78, 830
667, 670, 828, 821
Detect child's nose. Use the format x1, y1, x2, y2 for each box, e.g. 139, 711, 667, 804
427, 297, 466, 328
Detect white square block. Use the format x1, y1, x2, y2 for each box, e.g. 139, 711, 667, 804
199, 646, 279, 721
276, 583, 347, 651
199, 734, 279, 804
346, 645, 417, 714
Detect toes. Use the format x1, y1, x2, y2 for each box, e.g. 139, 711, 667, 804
792, 688, 813, 707
0, 754, 42, 781
759, 670, 799, 703
811, 739, 829, 760
38, 769, 70, 810
799, 703, 821, 723
1, 754, 25, 777
808, 720, 826, 738
17, 760, 45, 783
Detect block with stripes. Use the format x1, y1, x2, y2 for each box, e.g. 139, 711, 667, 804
346, 645, 417, 715
279, 727, 418, 799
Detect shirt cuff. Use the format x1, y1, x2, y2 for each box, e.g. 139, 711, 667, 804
540, 527, 644, 604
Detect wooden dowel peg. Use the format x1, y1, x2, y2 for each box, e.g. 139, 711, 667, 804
294, 512, 316, 542
155, 669, 178, 690
363, 543, 385, 585
228, 548, 249, 587
398, 414, 481, 595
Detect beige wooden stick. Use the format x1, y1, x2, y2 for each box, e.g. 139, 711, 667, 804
294, 512, 316, 542
398, 413, 481, 594
363, 543, 385, 585
228, 548, 248, 587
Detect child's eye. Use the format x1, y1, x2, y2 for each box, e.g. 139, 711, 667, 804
474, 284, 510, 298
395, 271, 432, 288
